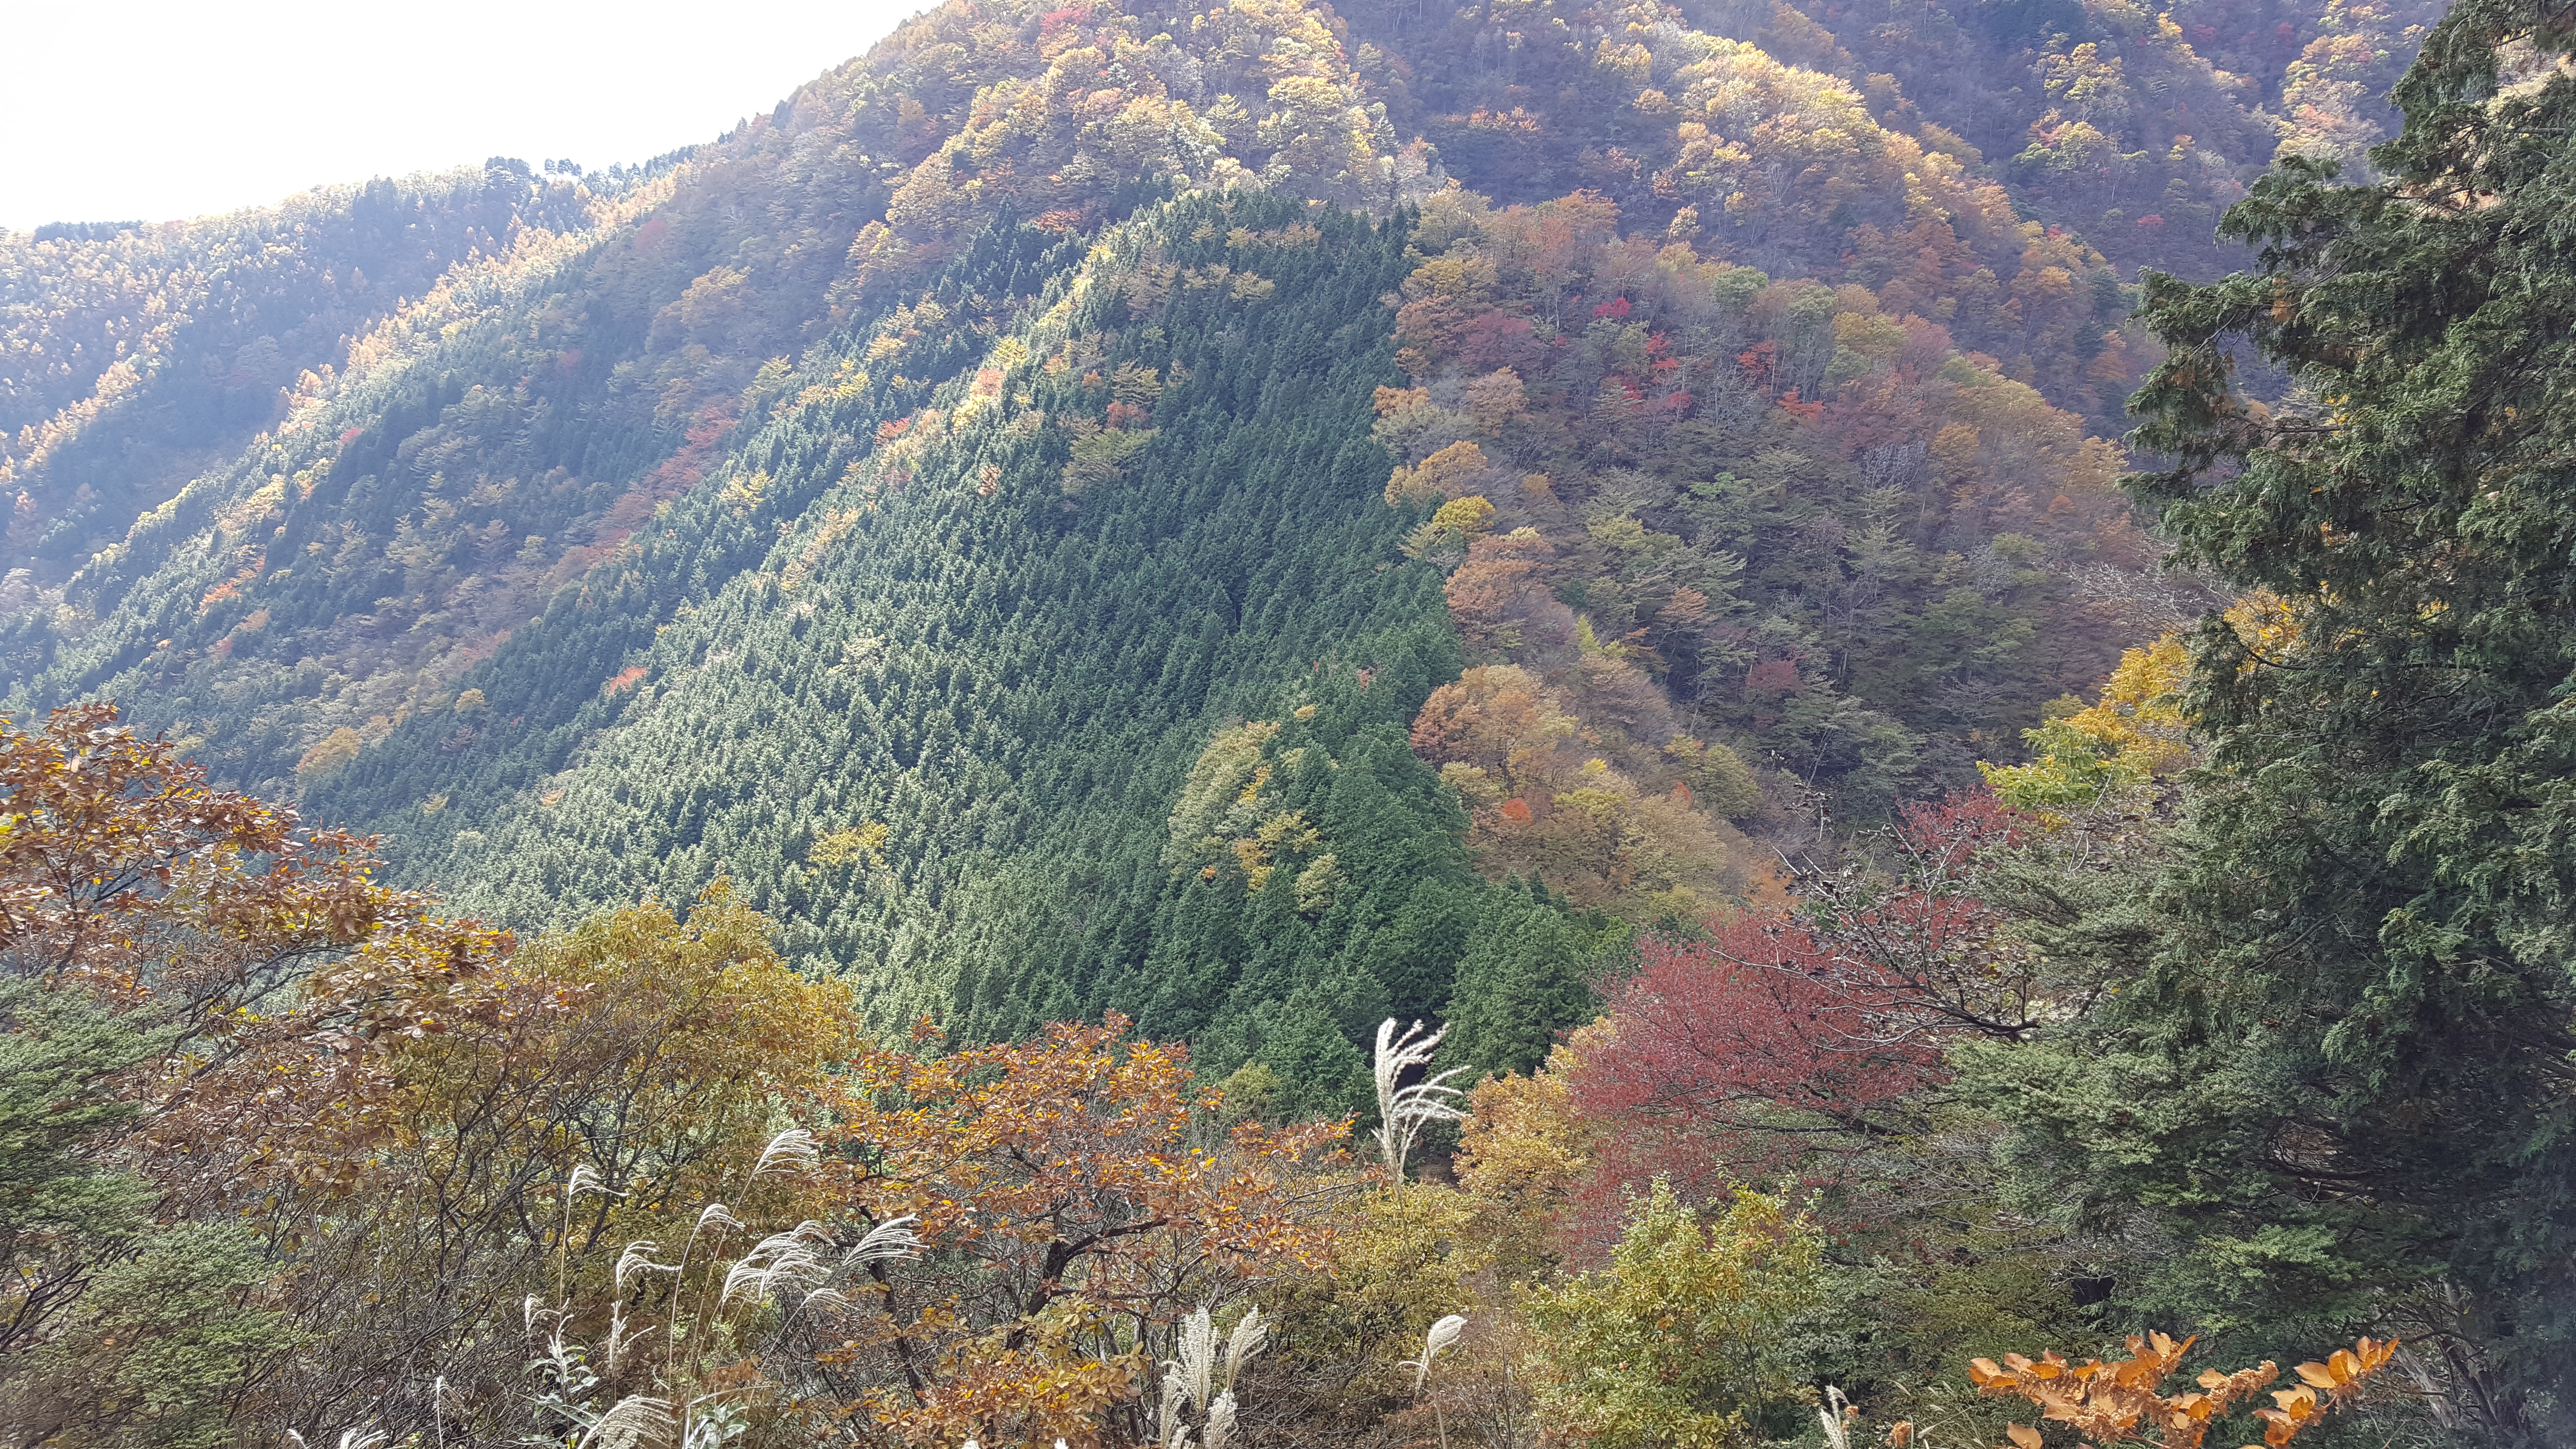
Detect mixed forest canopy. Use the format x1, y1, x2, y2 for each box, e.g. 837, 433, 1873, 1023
3, 0, 2574, 1439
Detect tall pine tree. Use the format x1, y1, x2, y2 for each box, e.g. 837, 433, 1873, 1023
1981, 0, 2576, 1435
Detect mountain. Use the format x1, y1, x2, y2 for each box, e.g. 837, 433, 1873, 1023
0, 0, 2373, 1068
19, 0, 2576, 1442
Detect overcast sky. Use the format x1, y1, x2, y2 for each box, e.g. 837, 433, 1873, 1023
0, 0, 921, 232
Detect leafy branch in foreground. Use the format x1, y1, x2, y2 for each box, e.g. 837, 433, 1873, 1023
1966, 1332, 2398, 1448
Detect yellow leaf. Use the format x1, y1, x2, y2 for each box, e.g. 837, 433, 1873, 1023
2006, 1424, 2042, 1449
2294, 1362, 2338, 1389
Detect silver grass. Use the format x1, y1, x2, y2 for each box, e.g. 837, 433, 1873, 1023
845, 1214, 922, 1267
1220, 1305, 1267, 1392
614, 1240, 676, 1289
727, 1216, 918, 1312
720, 1224, 831, 1307
1204, 1391, 1238, 1449
1372, 1018, 1470, 1178
523, 1295, 575, 1364
285, 1432, 386, 1449
1817, 1385, 1854, 1449
1159, 1375, 1191, 1449
555, 1165, 618, 1305
1161, 1304, 1261, 1449
574, 1396, 675, 1449
751, 1128, 821, 1178
1400, 1313, 1468, 1394
1169, 1304, 1219, 1419
605, 1294, 652, 1371
692, 1203, 744, 1239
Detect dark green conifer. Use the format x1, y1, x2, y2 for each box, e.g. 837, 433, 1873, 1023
1439, 883, 1602, 1081
1984, 1, 2576, 1431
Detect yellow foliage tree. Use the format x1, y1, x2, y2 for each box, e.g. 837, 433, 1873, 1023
1403, 493, 1499, 563
809, 821, 890, 869
295, 726, 363, 777
1981, 596, 2297, 815
1452, 1023, 1616, 1280
1385, 439, 1491, 506
1978, 637, 2190, 811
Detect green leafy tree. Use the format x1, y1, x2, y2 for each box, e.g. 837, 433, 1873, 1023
1523, 1179, 1825, 1448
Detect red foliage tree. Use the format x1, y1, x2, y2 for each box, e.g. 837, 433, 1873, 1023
1562, 794, 2045, 1210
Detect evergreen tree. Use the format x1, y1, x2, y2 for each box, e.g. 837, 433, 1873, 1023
1250, 989, 1376, 1122
1982, 0, 2576, 1433
1440, 882, 1603, 1081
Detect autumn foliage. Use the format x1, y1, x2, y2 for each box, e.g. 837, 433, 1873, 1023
1967, 1332, 2399, 1449
0, 705, 521, 1442
1409, 663, 1758, 918
0, 703, 516, 1196
797, 1015, 1351, 1448
1547, 794, 2038, 1208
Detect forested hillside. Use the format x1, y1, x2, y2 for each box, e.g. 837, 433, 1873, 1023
1, 0, 2188, 1056
8, 0, 2575, 1439
0, 167, 604, 591
325, 194, 1564, 1104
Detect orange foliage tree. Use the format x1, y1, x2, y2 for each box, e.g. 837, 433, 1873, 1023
787, 1015, 1353, 1448
1409, 664, 1756, 918
0, 702, 516, 1199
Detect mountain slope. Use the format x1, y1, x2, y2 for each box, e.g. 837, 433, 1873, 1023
0, 166, 600, 592
0, 0, 2250, 1065
324, 196, 1510, 1076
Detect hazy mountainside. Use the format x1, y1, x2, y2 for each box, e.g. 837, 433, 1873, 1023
0, 0, 2268, 1059
1654, 0, 2445, 277
0, 167, 602, 591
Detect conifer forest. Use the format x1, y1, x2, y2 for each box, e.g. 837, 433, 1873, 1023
5, 0, 2574, 1441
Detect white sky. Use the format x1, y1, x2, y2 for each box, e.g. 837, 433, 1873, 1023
0, 0, 922, 232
